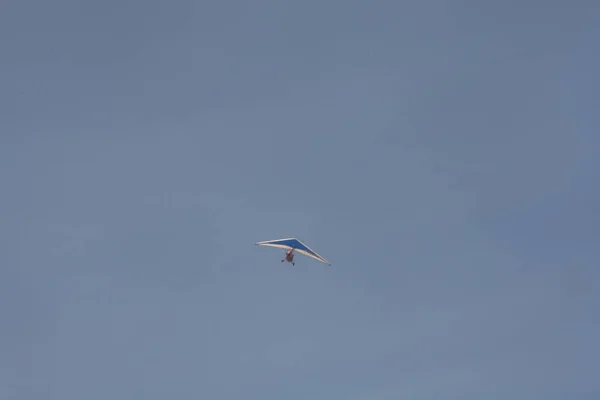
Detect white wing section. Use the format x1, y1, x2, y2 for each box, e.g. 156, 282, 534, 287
294, 248, 330, 265
255, 243, 294, 250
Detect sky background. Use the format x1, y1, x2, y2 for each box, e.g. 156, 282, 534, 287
1, 1, 599, 399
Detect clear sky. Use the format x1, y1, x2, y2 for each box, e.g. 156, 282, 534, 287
1, 1, 599, 399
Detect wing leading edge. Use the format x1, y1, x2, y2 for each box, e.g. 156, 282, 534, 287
255, 238, 331, 265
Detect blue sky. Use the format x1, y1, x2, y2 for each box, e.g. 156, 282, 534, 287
1, 1, 599, 399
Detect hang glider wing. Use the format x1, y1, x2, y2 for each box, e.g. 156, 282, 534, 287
255, 237, 331, 265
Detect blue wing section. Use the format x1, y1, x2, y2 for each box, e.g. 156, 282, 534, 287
255, 238, 331, 265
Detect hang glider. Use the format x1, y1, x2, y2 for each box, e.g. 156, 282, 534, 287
255, 238, 331, 266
